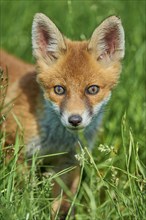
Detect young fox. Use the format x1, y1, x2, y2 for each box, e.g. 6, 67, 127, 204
0, 13, 125, 218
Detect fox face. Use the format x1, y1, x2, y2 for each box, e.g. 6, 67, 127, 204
32, 14, 125, 131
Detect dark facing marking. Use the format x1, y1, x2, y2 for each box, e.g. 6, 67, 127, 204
84, 96, 93, 116
60, 95, 67, 116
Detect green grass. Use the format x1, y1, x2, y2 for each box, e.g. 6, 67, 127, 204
0, 0, 146, 219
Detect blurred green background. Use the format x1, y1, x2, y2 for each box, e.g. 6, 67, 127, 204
0, 1, 145, 219
0, 0, 145, 161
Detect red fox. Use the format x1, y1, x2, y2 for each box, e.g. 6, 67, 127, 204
0, 13, 125, 219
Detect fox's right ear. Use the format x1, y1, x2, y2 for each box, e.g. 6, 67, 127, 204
32, 13, 66, 63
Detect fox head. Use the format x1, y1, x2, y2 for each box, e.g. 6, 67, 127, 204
32, 13, 125, 131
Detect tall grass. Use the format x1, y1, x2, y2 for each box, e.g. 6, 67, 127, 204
0, 118, 145, 219
0, 1, 145, 219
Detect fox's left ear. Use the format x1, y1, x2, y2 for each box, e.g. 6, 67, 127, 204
88, 16, 125, 64
32, 13, 66, 63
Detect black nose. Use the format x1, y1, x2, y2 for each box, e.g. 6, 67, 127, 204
68, 115, 82, 127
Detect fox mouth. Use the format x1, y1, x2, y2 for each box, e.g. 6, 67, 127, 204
66, 126, 85, 133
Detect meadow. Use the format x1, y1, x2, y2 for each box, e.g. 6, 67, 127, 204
0, 1, 145, 219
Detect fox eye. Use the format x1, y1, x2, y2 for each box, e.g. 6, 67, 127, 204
86, 85, 100, 95
54, 85, 66, 95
